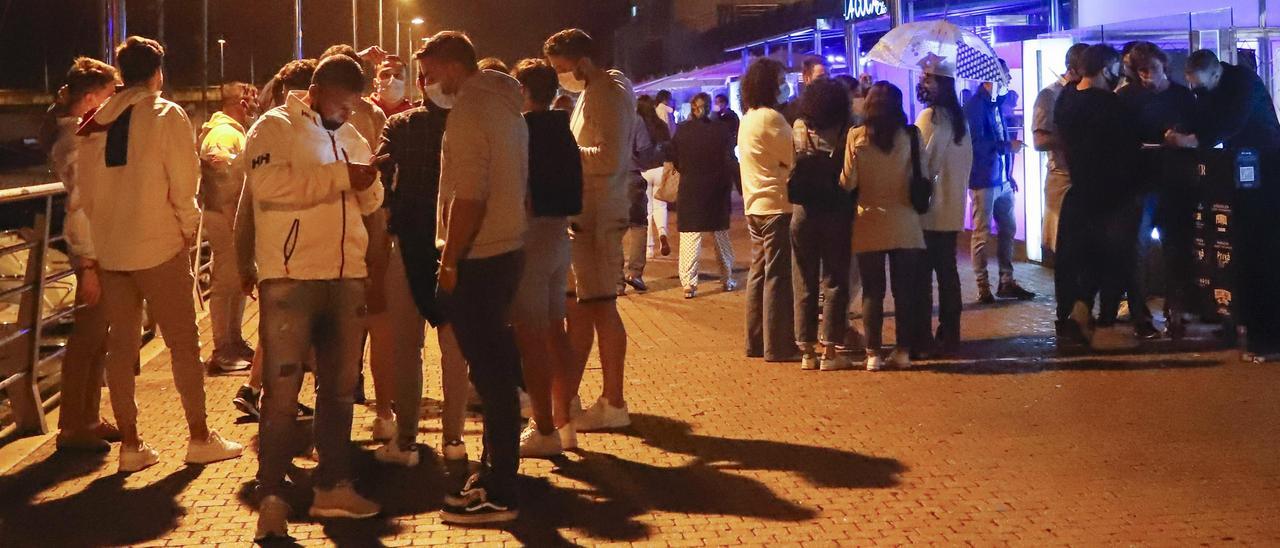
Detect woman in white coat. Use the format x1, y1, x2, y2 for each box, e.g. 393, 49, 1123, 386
915, 72, 973, 356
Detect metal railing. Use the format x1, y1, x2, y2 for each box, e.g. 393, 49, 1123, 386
0, 182, 71, 437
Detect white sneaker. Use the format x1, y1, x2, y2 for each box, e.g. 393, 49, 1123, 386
573, 397, 631, 432
442, 439, 468, 462
254, 495, 291, 541
888, 348, 912, 370
558, 423, 578, 450
800, 354, 820, 371
519, 422, 563, 458
374, 443, 419, 467
820, 353, 854, 371
185, 431, 244, 464
865, 353, 884, 372
370, 414, 396, 442
518, 389, 532, 419
119, 442, 160, 473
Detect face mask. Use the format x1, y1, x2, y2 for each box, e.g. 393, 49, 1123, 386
558, 70, 586, 94
377, 77, 406, 104
425, 82, 455, 110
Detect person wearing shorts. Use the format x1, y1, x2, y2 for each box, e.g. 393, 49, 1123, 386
545, 29, 638, 433
510, 58, 583, 457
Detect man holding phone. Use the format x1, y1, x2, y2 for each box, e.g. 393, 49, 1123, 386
244, 55, 385, 540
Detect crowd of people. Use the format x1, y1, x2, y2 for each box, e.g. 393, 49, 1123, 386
35, 23, 1280, 543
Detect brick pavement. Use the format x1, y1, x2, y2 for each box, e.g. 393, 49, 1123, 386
2, 219, 1279, 546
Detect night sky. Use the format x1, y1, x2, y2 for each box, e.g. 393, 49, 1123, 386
0, 0, 630, 91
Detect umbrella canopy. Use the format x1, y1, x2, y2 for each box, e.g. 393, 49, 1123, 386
866, 20, 1008, 85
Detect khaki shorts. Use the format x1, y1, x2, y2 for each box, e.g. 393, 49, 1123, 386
569, 183, 629, 302
512, 218, 571, 327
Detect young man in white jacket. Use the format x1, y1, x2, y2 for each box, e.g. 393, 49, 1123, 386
76, 36, 243, 474
246, 55, 385, 540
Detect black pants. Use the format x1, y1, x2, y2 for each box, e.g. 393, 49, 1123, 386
444, 250, 524, 503
921, 231, 962, 346
858, 249, 924, 351
790, 205, 853, 347
1122, 194, 1155, 324
1155, 187, 1199, 318
1057, 192, 1134, 325
746, 214, 797, 360
1234, 185, 1280, 353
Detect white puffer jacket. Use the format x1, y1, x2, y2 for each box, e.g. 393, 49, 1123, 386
243, 90, 384, 281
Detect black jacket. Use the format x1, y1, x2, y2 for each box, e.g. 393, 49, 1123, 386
525, 109, 584, 217
670, 117, 736, 232
376, 102, 449, 324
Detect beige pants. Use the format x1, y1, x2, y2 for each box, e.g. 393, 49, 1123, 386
368, 238, 469, 443
1044, 172, 1071, 253
100, 252, 206, 432
202, 210, 246, 354
57, 275, 108, 433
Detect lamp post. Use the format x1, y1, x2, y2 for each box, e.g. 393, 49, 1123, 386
217, 37, 226, 81
294, 0, 303, 59
410, 17, 424, 102
352, 0, 359, 47
379, 0, 384, 48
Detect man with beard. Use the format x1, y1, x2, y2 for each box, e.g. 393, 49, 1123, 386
1167, 49, 1280, 361
1116, 42, 1197, 339
1054, 44, 1142, 347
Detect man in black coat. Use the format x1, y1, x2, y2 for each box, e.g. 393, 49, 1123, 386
1168, 49, 1280, 360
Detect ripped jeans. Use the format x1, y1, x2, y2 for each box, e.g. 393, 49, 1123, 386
256, 278, 367, 497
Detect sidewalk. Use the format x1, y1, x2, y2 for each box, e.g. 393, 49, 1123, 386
1, 222, 1278, 546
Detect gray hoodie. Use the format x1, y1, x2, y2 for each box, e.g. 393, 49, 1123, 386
437, 69, 529, 260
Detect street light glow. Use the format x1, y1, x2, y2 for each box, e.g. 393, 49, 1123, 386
411, 17, 424, 25
217, 38, 226, 45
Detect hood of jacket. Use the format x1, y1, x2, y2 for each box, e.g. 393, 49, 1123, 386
77, 86, 157, 136
202, 110, 245, 135
459, 69, 525, 117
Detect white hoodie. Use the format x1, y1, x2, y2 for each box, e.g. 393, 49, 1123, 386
243, 90, 384, 281
76, 86, 201, 272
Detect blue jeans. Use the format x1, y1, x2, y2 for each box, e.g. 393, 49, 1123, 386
256, 279, 367, 497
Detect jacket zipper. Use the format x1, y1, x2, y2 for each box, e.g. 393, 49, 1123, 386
328, 132, 347, 278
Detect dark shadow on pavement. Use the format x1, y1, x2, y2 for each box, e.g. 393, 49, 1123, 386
236, 444, 454, 547
0, 451, 200, 547
507, 413, 905, 546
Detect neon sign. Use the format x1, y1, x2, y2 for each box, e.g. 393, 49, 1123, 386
845, 0, 889, 21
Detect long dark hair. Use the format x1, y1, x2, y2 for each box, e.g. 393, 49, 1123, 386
798, 77, 851, 131
928, 74, 967, 145
863, 81, 907, 152
741, 57, 786, 112
636, 95, 671, 142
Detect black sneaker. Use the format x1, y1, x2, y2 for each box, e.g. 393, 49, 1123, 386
1133, 321, 1161, 340
977, 286, 996, 304
441, 487, 518, 525
233, 385, 261, 419
997, 281, 1036, 300
296, 402, 315, 418
1055, 320, 1088, 347
624, 276, 648, 292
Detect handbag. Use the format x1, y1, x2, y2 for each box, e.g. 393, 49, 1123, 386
787, 123, 851, 209
907, 126, 933, 214
654, 161, 681, 203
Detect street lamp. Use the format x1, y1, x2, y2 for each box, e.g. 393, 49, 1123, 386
409, 18, 424, 102
217, 37, 226, 81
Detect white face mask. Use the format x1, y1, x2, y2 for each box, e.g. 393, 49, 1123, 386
558, 70, 587, 94
425, 82, 455, 110
377, 77, 406, 104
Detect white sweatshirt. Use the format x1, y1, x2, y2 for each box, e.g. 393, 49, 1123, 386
76, 87, 201, 272
571, 67, 637, 221
738, 107, 795, 216
49, 117, 95, 260
243, 90, 384, 281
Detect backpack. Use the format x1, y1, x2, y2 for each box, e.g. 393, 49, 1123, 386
787, 124, 851, 208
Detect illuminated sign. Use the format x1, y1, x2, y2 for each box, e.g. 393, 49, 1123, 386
845, 0, 889, 21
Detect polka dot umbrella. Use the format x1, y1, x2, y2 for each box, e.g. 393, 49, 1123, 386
866, 20, 1009, 85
